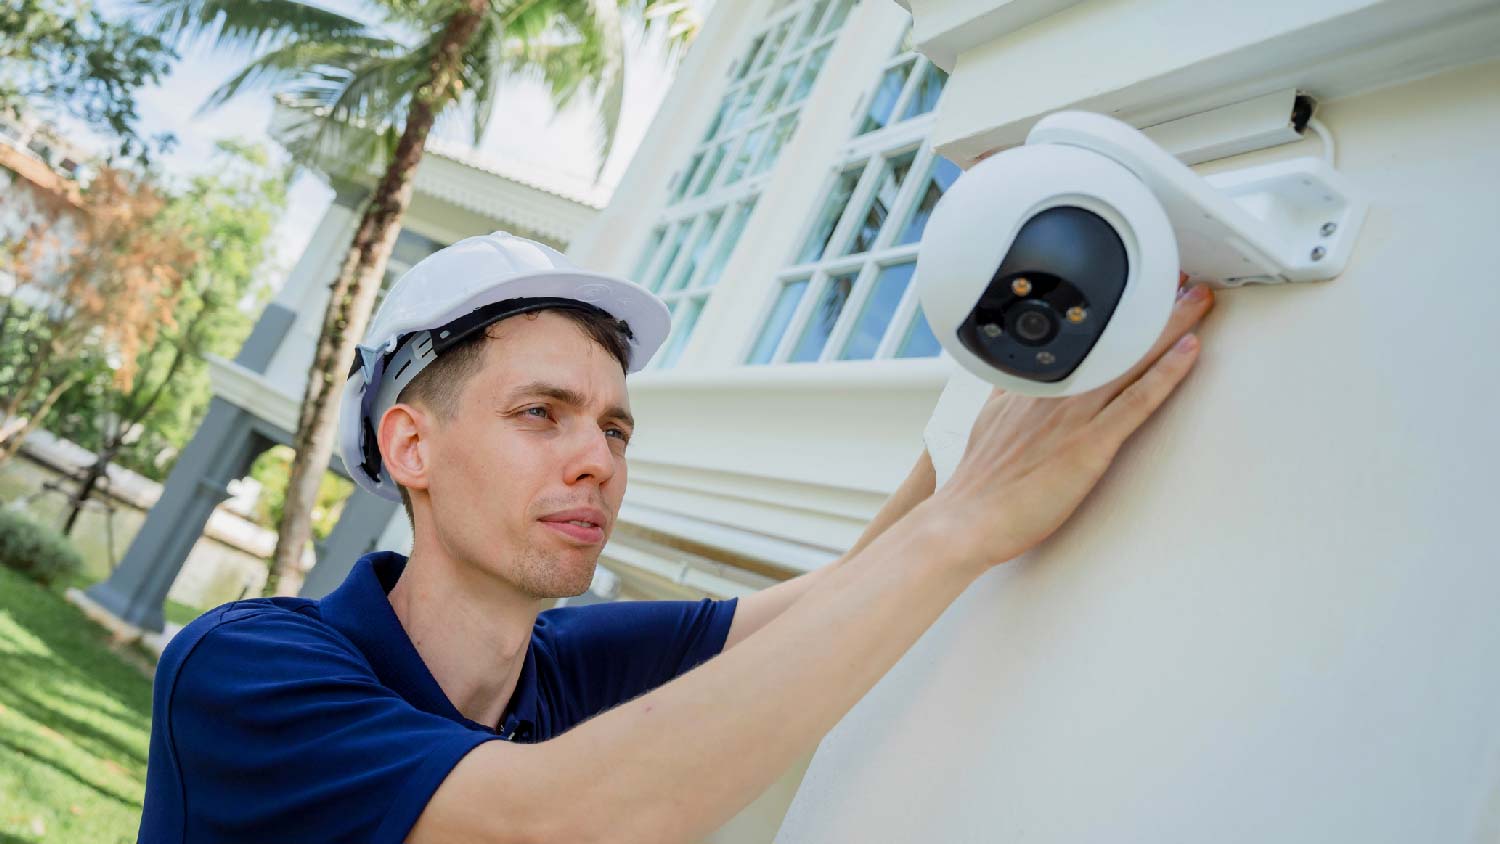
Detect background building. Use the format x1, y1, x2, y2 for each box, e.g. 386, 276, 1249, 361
78, 0, 1500, 839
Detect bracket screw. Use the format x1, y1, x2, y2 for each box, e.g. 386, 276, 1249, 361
1320, 222, 1338, 237
1310, 246, 1327, 261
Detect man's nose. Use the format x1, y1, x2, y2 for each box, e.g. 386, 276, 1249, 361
567, 424, 616, 485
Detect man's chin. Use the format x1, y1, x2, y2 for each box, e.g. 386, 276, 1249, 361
535, 560, 599, 601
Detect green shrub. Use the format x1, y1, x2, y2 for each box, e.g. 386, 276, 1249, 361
0, 508, 84, 586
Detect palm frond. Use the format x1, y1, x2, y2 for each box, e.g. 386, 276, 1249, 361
137, 0, 377, 54
275, 43, 434, 170
198, 36, 404, 114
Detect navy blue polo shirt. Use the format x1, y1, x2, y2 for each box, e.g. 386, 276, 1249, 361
138, 551, 737, 843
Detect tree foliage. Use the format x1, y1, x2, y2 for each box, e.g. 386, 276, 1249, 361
0, 0, 177, 159
0, 163, 199, 467
43, 141, 290, 488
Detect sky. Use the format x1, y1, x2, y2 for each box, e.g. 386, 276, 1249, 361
69, 0, 702, 292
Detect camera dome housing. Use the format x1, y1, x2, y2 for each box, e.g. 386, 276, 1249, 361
914, 141, 1179, 396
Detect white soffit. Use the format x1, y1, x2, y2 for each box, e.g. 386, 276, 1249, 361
906, 0, 1089, 71
916, 0, 1500, 165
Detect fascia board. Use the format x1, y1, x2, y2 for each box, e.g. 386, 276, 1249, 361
919, 0, 1500, 165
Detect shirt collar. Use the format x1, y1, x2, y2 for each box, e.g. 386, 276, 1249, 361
319, 551, 539, 737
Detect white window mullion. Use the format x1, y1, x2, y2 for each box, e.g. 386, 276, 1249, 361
868, 144, 936, 255
885, 58, 929, 128
774, 269, 828, 363
820, 262, 881, 362
875, 265, 926, 359
820, 157, 884, 262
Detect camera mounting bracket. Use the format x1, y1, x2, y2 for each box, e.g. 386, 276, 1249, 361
1029, 112, 1368, 287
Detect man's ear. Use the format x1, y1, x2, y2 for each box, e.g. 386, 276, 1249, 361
379, 403, 431, 493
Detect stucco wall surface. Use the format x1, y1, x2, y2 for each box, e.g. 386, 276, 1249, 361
777, 58, 1500, 844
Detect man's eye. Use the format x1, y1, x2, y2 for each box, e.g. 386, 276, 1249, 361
606, 428, 630, 443
523, 407, 550, 419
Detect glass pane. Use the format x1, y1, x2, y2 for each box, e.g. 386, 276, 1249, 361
698, 200, 756, 289
840, 262, 916, 360
380, 229, 444, 309
792, 0, 831, 51
790, 272, 857, 362
900, 63, 948, 120
896, 306, 943, 358
692, 140, 731, 196
798, 165, 863, 264
391, 228, 444, 266
671, 152, 705, 202
648, 223, 691, 291
843, 151, 916, 256
702, 93, 736, 143
752, 113, 798, 175
755, 18, 793, 74
748, 278, 809, 364
762, 59, 800, 116
724, 124, 770, 186
858, 60, 916, 135
822, 0, 855, 34
658, 298, 704, 369
631, 227, 666, 280
725, 77, 764, 135
787, 44, 831, 105
663, 211, 722, 293
897, 155, 961, 245
733, 33, 767, 81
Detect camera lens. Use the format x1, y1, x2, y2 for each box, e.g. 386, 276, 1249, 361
1006, 301, 1058, 347
1016, 311, 1051, 342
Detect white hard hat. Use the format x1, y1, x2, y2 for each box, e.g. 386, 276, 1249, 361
337, 231, 671, 502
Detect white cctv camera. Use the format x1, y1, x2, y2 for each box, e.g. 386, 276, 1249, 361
913, 110, 1367, 397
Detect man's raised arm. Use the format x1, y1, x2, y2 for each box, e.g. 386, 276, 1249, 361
722, 446, 937, 650
411, 286, 1212, 844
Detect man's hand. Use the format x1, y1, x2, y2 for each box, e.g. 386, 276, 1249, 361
936, 277, 1214, 570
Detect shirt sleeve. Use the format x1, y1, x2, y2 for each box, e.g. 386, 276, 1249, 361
535, 597, 738, 724
145, 608, 500, 844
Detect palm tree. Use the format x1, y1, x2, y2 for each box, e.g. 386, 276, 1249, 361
143, 0, 698, 594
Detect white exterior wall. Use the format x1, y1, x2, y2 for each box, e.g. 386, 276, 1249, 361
775, 16, 1500, 844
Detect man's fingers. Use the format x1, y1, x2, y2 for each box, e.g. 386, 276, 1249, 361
1088, 333, 1201, 445
1084, 281, 1213, 408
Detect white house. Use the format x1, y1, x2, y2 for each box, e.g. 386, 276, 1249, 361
87, 0, 1500, 839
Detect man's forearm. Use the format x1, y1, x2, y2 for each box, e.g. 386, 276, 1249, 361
842, 447, 936, 563
422, 499, 980, 844
720, 447, 939, 649
540, 500, 975, 843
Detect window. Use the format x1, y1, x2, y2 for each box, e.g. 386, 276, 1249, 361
375, 228, 445, 313
746, 21, 955, 367
627, 0, 852, 370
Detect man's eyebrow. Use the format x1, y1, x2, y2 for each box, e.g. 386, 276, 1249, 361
504, 381, 634, 429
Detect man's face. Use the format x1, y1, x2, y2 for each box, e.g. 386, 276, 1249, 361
421, 311, 632, 600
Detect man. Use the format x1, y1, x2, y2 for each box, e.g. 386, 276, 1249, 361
139, 232, 1213, 842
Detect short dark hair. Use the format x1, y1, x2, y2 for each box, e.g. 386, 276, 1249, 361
391, 306, 634, 526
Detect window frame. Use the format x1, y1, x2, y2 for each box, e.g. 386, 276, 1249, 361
740, 21, 956, 368
625, 0, 852, 370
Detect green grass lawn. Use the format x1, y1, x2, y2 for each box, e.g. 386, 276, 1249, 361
0, 565, 154, 843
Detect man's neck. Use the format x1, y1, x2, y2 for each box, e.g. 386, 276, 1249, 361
387, 542, 547, 729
